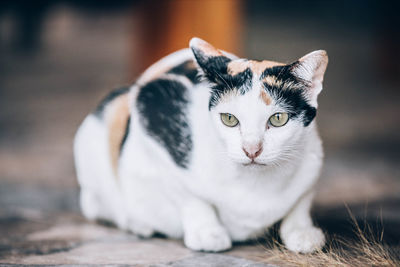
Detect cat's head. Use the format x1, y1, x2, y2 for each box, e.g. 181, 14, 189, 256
190, 37, 328, 167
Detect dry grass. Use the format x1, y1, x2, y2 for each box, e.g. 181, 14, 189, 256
260, 208, 399, 267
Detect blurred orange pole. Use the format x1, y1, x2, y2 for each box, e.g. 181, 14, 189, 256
132, 0, 243, 76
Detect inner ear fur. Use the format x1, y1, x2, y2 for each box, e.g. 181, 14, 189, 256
291, 50, 328, 107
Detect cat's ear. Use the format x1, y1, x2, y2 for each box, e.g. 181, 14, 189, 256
189, 37, 231, 83
291, 50, 328, 107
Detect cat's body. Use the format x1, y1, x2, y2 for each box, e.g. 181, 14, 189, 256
74, 38, 328, 253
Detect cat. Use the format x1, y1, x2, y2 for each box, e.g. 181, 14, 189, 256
74, 37, 328, 253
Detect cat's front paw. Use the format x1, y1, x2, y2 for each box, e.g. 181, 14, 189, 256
184, 225, 232, 252
282, 227, 325, 253
127, 220, 155, 238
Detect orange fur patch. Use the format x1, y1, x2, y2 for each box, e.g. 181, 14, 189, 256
262, 75, 283, 88
227, 60, 249, 76
228, 60, 285, 76
104, 93, 130, 177
250, 60, 284, 75
259, 90, 272, 105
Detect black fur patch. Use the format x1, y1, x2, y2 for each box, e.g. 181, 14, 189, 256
94, 86, 130, 118
136, 78, 192, 168
208, 67, 253, 109
168, 60, 200, 84
191, 48, 253, 109
261, 64, 316, 126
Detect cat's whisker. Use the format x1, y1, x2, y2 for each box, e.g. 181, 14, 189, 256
215, 72, 233, 91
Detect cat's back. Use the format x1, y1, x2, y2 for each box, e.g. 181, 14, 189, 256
132, 49, 202, 169
92, 48, 199, 121
75, 49, 203, 176
95, 48, 200, 127
136, 48, 200, 86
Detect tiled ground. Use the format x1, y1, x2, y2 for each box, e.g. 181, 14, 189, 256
0, 2, 399, 266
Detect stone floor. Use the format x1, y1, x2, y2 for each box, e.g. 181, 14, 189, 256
0, 2, 399, 266
0, 212, 272, 266
0, 185, 399, 265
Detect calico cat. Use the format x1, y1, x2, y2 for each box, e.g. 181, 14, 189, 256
74, 38, 328, 253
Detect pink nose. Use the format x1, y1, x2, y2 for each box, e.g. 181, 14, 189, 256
242, 143, 263, 160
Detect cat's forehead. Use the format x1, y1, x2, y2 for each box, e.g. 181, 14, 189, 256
218, 81, 273, 114
212, 58, 291, 108
221, 58, 287, 107
227, 59, 285, 76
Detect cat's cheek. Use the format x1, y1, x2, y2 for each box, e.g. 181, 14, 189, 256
225, 132, 244, 160
260, 124, 297, 160
214, 126, 246, 163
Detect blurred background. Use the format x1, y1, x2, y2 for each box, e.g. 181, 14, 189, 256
0, 0, 399, 259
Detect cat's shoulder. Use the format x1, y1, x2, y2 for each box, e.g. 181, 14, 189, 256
134, 49, 197, 168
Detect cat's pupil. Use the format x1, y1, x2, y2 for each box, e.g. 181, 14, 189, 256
276, 114, 281, 121
228, 114, 232, 120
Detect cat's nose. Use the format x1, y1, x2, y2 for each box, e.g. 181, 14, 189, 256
242, 143, 263, 160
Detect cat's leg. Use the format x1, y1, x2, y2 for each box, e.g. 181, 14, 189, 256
80, 189, 102, 221
75, 116, 109, 222
126, 218, 155, 238
80, 186, 127, 229
182, 198, 232, 252
279, 190, 325, 253
75, 115, 128, 229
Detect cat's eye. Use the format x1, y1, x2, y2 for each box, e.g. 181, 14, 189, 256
269, 112, 289, 127
220, 113, 239, 127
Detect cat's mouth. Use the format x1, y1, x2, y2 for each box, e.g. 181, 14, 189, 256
242, 160, 266, 166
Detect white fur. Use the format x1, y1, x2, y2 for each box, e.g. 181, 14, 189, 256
74, 47, 326, 253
